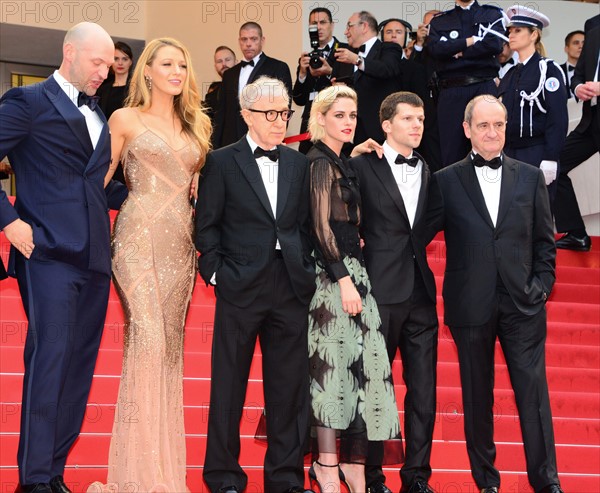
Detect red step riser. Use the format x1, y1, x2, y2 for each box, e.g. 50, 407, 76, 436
2, 373, 598, 420
1, 434, 598, 476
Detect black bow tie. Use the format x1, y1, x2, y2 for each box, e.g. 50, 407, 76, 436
395, 154, 419, 167
254, 147, 279, 162
240, 59, 255, 68
501, 58, 515, 68
358, 44, 366, 53
472, 153, 502, 170
77, 92, 99, 111
567, 65, 575, 73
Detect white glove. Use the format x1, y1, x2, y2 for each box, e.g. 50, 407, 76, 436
539, 160, 557, 185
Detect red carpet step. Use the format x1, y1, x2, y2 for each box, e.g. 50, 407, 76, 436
1, 228, 599, 492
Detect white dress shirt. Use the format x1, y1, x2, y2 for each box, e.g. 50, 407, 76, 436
472, 152, 502, 227
355, 36, 378, 73
53, 70, 102, 148
383, 141, 422, 227
238, 53, 262, 96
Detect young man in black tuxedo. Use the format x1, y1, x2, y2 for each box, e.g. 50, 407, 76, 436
351, 92, 438, 493
196, 76, 315, 493
427, 95, 562, 493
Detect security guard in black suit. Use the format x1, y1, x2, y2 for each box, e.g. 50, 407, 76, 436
293, 7, 352, 154
427, 0, 506, 167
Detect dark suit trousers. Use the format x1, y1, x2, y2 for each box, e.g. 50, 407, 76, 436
555, 105, 600, 233
449, 291, 559, 491
203, 257, 310, 493
15, 255, 109, 484
366, 276, 438, 488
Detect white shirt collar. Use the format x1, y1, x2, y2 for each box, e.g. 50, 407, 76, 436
361, 36, 379, 57
53, 70, 79, 107
383, 141, 415, 163
458, 1, 476, 10
246, 133, 277, 153
520, 53, 535, 65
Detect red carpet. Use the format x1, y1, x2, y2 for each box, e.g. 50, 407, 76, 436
1, 217, 598, 492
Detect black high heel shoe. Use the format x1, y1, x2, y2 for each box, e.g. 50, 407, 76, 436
308, 461, 342, 493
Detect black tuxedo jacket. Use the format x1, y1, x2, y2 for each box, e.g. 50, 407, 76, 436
212, 54, 293, 149
353, 40, 404, 143
195, 137, 315, 307
426, 155, 556, 327
351, 152, 436, 305
572, 14, 600, 133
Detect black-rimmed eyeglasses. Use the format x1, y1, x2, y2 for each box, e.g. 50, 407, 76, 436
247, 109, 295, 122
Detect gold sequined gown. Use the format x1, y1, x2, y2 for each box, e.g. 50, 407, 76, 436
89, 127, 200, 493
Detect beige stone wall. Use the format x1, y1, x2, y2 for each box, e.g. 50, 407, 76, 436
145, 1, 303, 100
0, 0, 147, 38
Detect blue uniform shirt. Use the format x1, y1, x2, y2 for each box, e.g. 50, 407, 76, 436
427, 1, 505, 80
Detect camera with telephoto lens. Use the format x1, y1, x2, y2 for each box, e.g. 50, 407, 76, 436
308, 25, 324, 69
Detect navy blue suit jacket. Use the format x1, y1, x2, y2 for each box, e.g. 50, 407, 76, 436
0, 75, 127, 277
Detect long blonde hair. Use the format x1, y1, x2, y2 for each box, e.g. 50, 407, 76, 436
126, 38, 211, 167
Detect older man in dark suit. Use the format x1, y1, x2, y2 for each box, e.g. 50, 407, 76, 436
352, 92, 438, 493
426, 95, 562, 493
334, 11, 404, 144
555, 14, 600, 252
0, 22, 126, 493
196, 76, 315, 493
212, 22, 293, 149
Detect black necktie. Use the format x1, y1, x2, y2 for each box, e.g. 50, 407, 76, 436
254, 147, 279, 162
240, 60, 255, 68
77, 92, 99, 111
472, 153, 502, 170
358, 44, 366, 53
395, 154, 419, 167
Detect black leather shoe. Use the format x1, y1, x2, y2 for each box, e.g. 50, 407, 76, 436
368, 483, 392, 493
537, 485, 564, 493
480, 488, 499, 493
402, 480, 436, 493
217, 488, 239, 493
283, 488, 315, 493
15, 485, 53, 493
556, 233, 592, 251
49, 477, 71, 493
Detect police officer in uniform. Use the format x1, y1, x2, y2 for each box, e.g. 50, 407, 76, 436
498, 5, 568, 203
427, 0, 506, 167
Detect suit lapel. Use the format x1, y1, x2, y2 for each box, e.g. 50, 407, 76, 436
495, 155, 518, 228
234, 138, 275, 219
369, 154, 410, 224
355, 40, 381, 83
248, 53, 267, 84
44, 77, 93, 155
455, 159, 495, 229
413, 155, 430, 225
275, 146, 292, 219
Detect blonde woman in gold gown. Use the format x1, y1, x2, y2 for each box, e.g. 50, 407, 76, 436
88, 38, 211, 493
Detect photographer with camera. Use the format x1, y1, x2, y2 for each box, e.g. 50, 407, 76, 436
293, 7, 352, 154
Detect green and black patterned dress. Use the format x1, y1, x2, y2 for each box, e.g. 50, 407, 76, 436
307, 141, 402, 463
